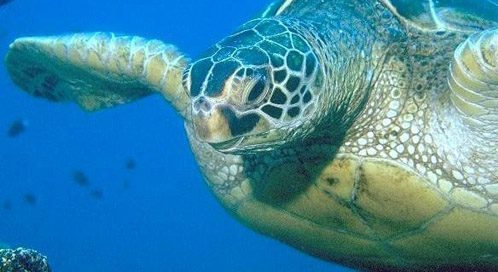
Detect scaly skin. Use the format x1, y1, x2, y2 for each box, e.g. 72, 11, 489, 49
187, 0, 498, 270
5, 0, 498, 270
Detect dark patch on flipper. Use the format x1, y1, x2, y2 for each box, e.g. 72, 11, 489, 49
5, 33, 189, 112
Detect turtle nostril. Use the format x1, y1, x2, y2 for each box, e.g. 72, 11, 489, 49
194, 97, 212, 113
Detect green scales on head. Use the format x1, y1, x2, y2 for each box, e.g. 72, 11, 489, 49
184, 18, 321, 151
5, 0, 498, 271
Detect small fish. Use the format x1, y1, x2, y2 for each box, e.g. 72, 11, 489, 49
23, 194, 36, 205
72, 170, 89, 187
3, 201, 11, 210
123, 179, 130, 189
0, 0, 13, 7
7, 119, 28, 138
90, 189, 103, 199
125, 158, 136, 170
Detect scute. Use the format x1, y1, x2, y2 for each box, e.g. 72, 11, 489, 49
391, 208, 498, 268
257, 157, 372, 235
207, 147, 498, 270
354, 159, 450, 239
8, 0, 498, 271
236, 198, 393, 268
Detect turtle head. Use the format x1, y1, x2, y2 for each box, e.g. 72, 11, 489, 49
183, 19, 323, 153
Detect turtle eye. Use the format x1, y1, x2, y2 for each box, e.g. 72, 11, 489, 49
246, 77, 267, 103
241, 67, 270, 105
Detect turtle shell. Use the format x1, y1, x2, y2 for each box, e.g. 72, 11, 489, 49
200, 148, 498, 271
187, 1, 498, 270
383, 0, 498, 30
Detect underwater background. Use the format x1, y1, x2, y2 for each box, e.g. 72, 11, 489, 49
0, 0, 352, 271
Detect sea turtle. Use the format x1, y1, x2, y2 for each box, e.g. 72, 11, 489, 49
4, 0, 498, 271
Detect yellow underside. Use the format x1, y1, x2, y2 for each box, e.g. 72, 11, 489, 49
217, 156, 498, 271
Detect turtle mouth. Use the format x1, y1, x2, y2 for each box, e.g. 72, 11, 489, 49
209, 128, 287, 154
209, 136, 246, 153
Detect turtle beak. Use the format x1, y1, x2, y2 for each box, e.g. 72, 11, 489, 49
192, 98, 233, 144
191, 96, 275, 152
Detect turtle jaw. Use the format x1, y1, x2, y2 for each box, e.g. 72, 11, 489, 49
191, 103, 286, 153
209, 136, 247, 153
192, 105, 233, 145
210, 129, 288, 154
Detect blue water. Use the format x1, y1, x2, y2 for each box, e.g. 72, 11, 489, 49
0, 0, 352, 271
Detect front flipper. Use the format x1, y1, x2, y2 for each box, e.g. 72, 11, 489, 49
449, 28, 498, 128
5, 33, 190, 117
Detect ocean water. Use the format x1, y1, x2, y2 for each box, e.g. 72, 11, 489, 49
0, 0, 351, 271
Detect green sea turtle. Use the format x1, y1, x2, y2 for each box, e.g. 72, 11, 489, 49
4, 0, 498, 270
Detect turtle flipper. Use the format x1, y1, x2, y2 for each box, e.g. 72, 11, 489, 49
5, 33, 190, 116
449, 28, 498, 128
